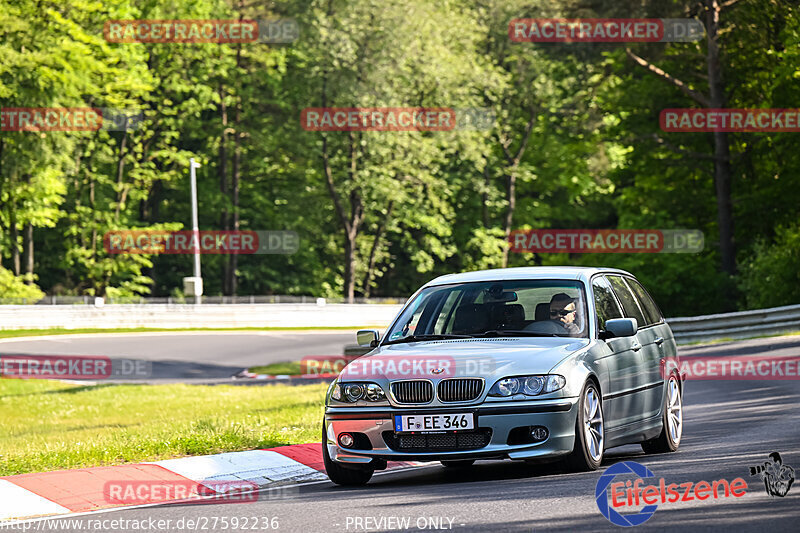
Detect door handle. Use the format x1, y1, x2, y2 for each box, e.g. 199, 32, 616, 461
631, 342, 642, 352
655, 337, 665, 346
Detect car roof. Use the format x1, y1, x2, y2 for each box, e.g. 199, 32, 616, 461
424, 266, 633, 287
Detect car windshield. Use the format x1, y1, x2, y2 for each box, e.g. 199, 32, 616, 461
384, 279, 588, 343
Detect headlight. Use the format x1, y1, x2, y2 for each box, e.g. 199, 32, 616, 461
488, 374, 565, 397
364, 383, 386, 401
330, 382, 386, 403
344, 383, 364, 402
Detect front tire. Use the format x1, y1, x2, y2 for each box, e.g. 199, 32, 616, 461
564, 380, 604, 472
322, 422, 374, 486
641, 374, 682, 454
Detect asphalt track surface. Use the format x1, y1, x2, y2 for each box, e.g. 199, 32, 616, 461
0, 331, 358, 382
21, 335, 800, 532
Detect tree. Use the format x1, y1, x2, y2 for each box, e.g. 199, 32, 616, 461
624, 0, 739, 274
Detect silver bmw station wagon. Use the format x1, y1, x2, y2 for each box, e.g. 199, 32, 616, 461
322, 267, 683, 485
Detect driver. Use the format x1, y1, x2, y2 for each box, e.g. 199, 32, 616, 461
549, 293, 580, 336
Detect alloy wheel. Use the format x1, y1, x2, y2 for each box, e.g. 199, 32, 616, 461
583, 386, 604, 462
667, 377, 683, 444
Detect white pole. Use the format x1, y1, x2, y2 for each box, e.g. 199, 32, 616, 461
190, 158, 202, 303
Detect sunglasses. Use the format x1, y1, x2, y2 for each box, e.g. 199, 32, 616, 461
550, 308, 576, 317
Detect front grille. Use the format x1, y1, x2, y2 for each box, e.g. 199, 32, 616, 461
391, 380, 434, 404
437, 378, 483, 402
383, 429, 492, 452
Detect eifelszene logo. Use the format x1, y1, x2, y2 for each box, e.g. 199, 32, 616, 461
595, 461, 748, 527
749, 452, 795, 497
596, 462, 659, 527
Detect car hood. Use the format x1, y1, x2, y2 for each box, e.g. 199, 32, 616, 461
339, 337, 590, 381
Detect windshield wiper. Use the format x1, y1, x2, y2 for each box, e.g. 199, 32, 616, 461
470, 330, 561, 337
383, 334, 473, 345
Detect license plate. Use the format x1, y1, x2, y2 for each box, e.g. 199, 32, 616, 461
394, 413, 474, 433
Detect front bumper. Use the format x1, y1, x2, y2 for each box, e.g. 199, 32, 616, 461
324, 397, 579, 464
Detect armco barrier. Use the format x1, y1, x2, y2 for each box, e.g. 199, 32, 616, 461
667, 303, 800, 344
0, 303, 404, 330
0, 300, 797, 345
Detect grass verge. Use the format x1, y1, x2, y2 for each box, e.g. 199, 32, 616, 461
0, 327, 361, 340
0, 379, 327, 476
248, 361, 304, 375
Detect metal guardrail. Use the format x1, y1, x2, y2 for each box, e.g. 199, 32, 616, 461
343, 303, 800, 353
0, 293, 797, 344
667, 303, 800, 344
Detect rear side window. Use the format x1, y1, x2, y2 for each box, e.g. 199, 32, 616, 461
627, 279, 664, 325
592, 276, 623, 330
607, 276, 647, 328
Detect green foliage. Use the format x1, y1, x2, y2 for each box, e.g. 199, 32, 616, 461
0, 266, 44, 302
739, 223, 800, 309
0, 0, 796, 313
0, 379, 327, 475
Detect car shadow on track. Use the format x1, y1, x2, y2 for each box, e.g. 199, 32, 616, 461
313, 444, 649, 497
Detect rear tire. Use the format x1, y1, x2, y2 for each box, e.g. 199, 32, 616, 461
440, 460, 475, 468
641, 374, 682, 454
564, 380, 604, 472
322, 422, 374, 486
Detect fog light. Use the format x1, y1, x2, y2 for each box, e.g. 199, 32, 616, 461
530, 426, 549, 442
338, 433, 355, 448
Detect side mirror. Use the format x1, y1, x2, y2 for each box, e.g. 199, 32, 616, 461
600, 318, 637, 340
356, 329, 380, 348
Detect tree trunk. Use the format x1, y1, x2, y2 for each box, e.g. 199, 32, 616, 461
706, 0, 736, 274
625, 1, 736, 275
363, 201, 394, 298
482, 166, 490, 228
113, 133, 128, 219
499, 109, 536, 268
89, 177, 97, 262
219, 85, 231, 294
343, 227, 357, 302
320, 73, 364, 303
9, 209, 19, 276
23, 222, 33, 283
227, 96, 242, 296
501, 171, 516, 268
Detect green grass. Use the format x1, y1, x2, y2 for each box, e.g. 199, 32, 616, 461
248, 361, 304, 375
0, 326, 362, 340
0, 379, 328, 476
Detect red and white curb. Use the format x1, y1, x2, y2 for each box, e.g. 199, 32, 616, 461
235, 370, 338, 381
0, 444, 424, 522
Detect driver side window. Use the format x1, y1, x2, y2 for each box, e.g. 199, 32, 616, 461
592, 277, 623, 331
